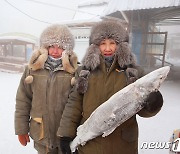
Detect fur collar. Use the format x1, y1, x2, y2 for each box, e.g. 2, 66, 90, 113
25, 48, 78, 84
82, 42, 136, 71
76, 43, 138, 94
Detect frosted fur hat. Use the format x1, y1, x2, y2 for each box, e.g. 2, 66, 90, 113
25, 24, 78, 84
82, 20, 136, 71
89, 20, 129, 46
76, 20, 139, 94
40, 24, 74, 50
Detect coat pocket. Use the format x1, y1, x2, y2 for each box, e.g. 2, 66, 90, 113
29, 117, 44, 141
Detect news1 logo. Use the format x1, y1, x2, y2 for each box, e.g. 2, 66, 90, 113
170, 129, 180, 153
171, 138, 180, 152
140, 129, 180, 152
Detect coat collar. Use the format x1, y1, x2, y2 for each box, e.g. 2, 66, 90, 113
76, 43, 139, 94
28, 48, 78, 74
24, 48, 78, 84
98, 55, 121, 75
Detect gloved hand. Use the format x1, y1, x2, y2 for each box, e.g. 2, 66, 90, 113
18, 134, 30, 146
144, 91, 163, 112
60, 137, 73, 154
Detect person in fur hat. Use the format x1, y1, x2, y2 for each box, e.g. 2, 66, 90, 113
14, 24, 78, 154
58, 20, 164, 154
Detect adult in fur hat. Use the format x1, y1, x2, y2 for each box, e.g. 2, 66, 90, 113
15, 24, 78, 154
58, 20, 164, 154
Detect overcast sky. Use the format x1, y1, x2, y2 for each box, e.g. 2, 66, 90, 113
0, 0, 85, 37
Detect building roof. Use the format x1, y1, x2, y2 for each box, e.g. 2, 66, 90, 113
72, 0, 110, 21
103, 0, 180, 15
62, 0, 180, 27
0, 33, 38, 44
78, 0, 109, 8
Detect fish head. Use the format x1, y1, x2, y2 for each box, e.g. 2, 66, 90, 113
136, 66, 170, 92
150, 66, 170, 90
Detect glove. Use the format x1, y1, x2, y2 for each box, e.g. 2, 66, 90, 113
60, 137, 73, 154
18, 134, 30, 146
144, 91, 163, 112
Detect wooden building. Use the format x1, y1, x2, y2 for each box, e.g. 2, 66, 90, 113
0, 33, 38, 72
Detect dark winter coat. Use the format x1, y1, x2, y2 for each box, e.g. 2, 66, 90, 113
58, 20, 163, 154
58, 56, 162, 154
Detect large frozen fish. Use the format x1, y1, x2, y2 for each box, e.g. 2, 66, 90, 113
70, 66, 170, 152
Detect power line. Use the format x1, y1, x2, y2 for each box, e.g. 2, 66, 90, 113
4, 0, 52, 24
26, 0, 77, 12
4, 0, 107, 25
25, 0, 102, 18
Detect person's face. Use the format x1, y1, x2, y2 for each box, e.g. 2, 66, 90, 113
48, 45, 64, 58
99, 39, 117, 56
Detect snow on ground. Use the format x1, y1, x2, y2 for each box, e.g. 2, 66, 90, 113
0, 72, 36, 154
138, 79, 180, 154
0, 71, 179, 154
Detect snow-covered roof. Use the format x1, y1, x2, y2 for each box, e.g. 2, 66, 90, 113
72, 0, 111, 21
0, 36, 37, 44
73, 1, 108, 21
59, 19, 100, 25
103, 0, 180, 15
78, 0, 110, 8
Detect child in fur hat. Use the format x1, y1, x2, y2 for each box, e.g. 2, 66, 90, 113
15, 24, 78, 154
58, 20, 164, 154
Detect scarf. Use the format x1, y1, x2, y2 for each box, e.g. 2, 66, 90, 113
104, 55, 115, 69
44, 56, 63, 72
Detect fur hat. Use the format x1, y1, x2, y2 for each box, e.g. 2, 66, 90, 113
77, 20, 138, 94
25, 24, 78, 84
40, 24, 74, 51
89, 20, 129, 46
82, 20, 136, 71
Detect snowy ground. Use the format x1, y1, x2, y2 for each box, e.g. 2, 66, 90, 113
0, 71, 179, 154
0, 72, 36, 154
138, 79, 180, 154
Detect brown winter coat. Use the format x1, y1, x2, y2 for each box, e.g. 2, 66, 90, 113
58, 56, 162, 154
58, 20, 163, 154
15, 66, 73, 147
15, 48, 77, 149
